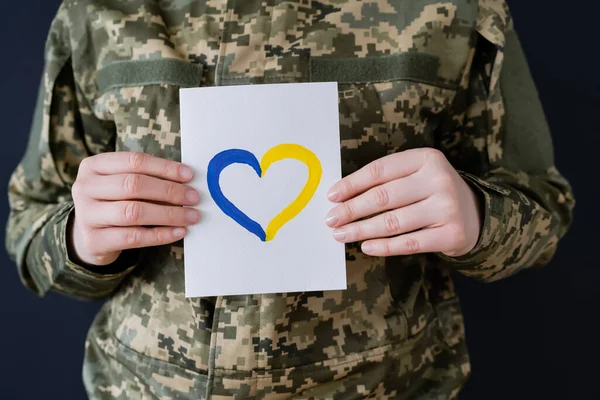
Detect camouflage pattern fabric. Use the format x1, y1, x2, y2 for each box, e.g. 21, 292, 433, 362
5, 0, 574, 398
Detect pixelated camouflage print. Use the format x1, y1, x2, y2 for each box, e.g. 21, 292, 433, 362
5, 0, 573, 398
5, 5, 134, 300
435, 2, 574, 281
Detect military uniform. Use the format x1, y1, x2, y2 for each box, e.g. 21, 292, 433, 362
6, 0, 574, 398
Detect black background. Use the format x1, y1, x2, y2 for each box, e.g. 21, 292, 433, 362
0, 1, 596, 399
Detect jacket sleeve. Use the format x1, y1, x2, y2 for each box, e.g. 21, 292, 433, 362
5, 5, 137, 300
435, 1, 575, 282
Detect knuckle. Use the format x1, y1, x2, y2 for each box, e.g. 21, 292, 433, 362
123, 202, 141, 223
170, 206, 187, 226
350, 223, 362, 240
72, 205, 86, 226
82, 231, 96, 253
438, 195, 459, 220
340, 179, 354, 198
383, 212, 401, 235
163, 207, 177, 224
443, 250, 459, 257
447, 224, 468, 249
343, 202, 356, 220
126, 228, 141, 246
422, 148, 445, 164
84, 231, 106, 257
73, 203, 91, 227
128, 152, 146, 170
163, 161, 176, 178
93, 254, 113, 265
368, 159, 384, 181
164, 182, 177, 200
78, 157, 92, 173
153, 228, 164, 244
381, 242, 392, 257
433, 174, 455, 193
404, 237, 421, 254
167, 207, 177, 223
71, 181, 84, 199
123, 174, 141, 196
372, 186, 390, 208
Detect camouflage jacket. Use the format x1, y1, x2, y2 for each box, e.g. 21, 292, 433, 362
6, 0, 574, 399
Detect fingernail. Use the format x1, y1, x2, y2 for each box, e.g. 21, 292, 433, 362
327, 189, 339, 202
173, 228, 186, 237
185, 209, 200, 223
333, 229, 346, 241
186, 190, 200, 203
362, 243, 374, 253
180, 166, 194, 179
325, 213, 338, 227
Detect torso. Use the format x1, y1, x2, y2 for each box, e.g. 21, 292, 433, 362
70, 1, 492, 397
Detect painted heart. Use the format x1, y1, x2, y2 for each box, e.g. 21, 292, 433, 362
207, 144, 322, 241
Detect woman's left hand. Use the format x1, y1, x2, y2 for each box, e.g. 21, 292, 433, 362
325, 148, 483, 258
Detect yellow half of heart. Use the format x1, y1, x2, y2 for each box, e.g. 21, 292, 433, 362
259, 144, 323, 241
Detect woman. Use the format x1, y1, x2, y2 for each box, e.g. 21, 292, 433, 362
6, 0, 574, 398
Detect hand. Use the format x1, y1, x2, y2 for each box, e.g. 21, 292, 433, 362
70, 152, 200, 266
325, 148, 483, 258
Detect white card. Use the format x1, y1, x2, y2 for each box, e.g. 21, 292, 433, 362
180, 82, 347, 297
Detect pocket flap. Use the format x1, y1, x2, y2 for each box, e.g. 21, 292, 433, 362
309, 52, 442, 85
96, 59, 204, 93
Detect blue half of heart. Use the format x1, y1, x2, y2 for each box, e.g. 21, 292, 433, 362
207, 149, 267, 241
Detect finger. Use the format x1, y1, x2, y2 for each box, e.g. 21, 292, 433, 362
91, 226, 187, 253
81, 174, 200, 205
325, 174, 429, 228
360, 226, 448, 257
79, 152, 194, 183
88, 201, 200, 227
327, 148, 426, 202
332, 200, 436, 243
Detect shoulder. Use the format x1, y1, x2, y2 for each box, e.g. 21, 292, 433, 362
477, 0, 514, 46
46, 0, 155, 96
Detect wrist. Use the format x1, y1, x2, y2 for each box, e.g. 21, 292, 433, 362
452, 176, 486, 256
66, 211, 119, 267
66, 210, 138, 273
468, 182, 485, 236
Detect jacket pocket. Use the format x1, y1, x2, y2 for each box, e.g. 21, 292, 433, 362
308, 52, 459, 176
433, 296, 465, 349
93, 58, 204, 159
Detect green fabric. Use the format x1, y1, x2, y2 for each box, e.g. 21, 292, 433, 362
309, 52, 442, 85
97, 59, 204, 92
22, 58, 72, 181
499, 29, 555, 173
21, 73, 47, 181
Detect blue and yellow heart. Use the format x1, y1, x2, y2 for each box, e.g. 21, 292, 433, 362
207, 144, 322, 241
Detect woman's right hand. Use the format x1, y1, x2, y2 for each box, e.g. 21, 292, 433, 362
69, 152, 200, 267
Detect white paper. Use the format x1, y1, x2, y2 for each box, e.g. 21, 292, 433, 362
180, 82, 347, 297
